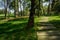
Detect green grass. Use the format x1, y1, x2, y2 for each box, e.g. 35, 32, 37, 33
48, 16, 60, 29
49, 16, 60, 20
0, 14, 41, 40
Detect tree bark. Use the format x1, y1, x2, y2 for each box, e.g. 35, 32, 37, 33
4, 0, 7, 19
14, 0, 19, 18
38, 0, 40, 17
26, 0, 35, 30
48, 0, 51, 15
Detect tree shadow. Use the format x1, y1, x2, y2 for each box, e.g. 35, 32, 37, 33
0, 18, 37, 40
37, 30, 60, 40
36, 21, 60, 40
35, 22, 57, 31
49, 20, 60, 29
0, 16, 5, 20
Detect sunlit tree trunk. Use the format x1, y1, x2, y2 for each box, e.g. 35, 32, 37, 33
14, 0, 19, 18
19, 0, 23, 16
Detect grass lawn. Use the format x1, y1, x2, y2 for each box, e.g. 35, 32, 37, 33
1, 14, 60, 40
0, 14, 41, 40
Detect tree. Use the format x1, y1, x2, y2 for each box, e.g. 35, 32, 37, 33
52, 0, 60, 13
4, 0, 8, 18
14, 0, 19, 18
19, 0, 23, 16
52, 0, 59, 11
3, 0, 11, 18
26, 0, 35, 30
47, 0, 51, 15
22, 0, 25, 16
35, 0, 41, 17
38, 0, 40, 17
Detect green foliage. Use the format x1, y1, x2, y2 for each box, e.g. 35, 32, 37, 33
9, 0, 15, 9
0, 10, 4, 14
53, 2, 60, 12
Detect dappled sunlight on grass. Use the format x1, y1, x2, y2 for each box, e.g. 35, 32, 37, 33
0, 16, 37, 40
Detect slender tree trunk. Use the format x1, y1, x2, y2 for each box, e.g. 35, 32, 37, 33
23, 0, 26, 16
4, 0, 7, 19
7, 0, 10, 18
19, 0, 23, 16
48, 0, 51, 15
22, 1, 24, 16
14, 0, 19, 18
5, 7, 7, 19
52, 0, 54, 9
51, 0, 56, 11
38, 0, 40, 17
20, 6, 23, 16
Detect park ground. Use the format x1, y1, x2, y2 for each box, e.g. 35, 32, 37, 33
0, 14, 60, 40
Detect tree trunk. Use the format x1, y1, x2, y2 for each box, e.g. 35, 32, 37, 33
19, 0, 23, 16
4, 0, 7, 19
7, 0, 10, 19
38, 0, 40, 17
26, 0, 35, 30
48, 0, 51, 15
14, 0, 19, 18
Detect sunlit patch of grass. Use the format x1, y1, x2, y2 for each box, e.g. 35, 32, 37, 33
49, 16, 60, 20
0, 14, 5, 16
35, 17, 40, 23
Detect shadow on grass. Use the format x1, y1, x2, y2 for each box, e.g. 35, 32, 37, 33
35, 21, 60, 31
35, 22, 60, 40
0, 18, 37, 40
49, 20, 60, 29
0, 16, 6, 20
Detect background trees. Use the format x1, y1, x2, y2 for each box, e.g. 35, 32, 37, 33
0, 0, 60, 40
14, 0, 19, 17
1, 0, 60, 18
